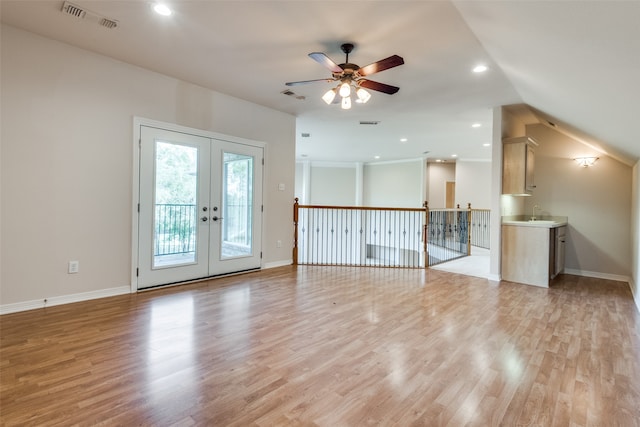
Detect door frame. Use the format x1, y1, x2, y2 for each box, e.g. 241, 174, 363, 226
131, 117, 266, 292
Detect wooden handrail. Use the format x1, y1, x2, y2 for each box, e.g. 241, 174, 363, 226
423, 200, 429, 268
291, 199, 485, 268
295, 203, 425, 212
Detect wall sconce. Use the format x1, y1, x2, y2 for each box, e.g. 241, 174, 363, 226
574, 157, 599, 167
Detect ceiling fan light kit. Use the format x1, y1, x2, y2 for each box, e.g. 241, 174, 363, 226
322, 88, 337, 104
286, 43, 404, 110
356, 87, 371, 103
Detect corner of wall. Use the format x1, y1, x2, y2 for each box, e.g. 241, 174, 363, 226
631, 162, 640, 312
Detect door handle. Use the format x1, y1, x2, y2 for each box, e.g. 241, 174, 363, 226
201, 216, 208, 222
212, 216, 223, 221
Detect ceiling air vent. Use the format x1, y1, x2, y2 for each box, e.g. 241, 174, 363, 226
61, 1, 119, 29
359, 121, 380, 125
99, 18, 119, 29
281, 89, 306, 101
301, 133, 311, 138
62, 1, 86, 19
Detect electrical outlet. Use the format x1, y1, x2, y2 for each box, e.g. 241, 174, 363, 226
68, 261, 79, 274
276, 240, 282, 248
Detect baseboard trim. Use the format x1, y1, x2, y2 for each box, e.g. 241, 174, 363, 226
0, 286, 131, 315
563, 268, 630, 283
487, 273, 501, 283
629, 277, 640, 313
263, 259, 293, 269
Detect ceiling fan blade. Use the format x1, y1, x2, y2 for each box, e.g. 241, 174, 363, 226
358, 79, 400, 95
286, 78, 334, 86
357, 55, 404, 76
309, 52, 344, 73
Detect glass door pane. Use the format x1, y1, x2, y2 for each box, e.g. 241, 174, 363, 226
208, 141, 263, 276
138, 125, 263, 288
138, 126, 210, 289
153, 141, 198, 268
222, 152, 253, 259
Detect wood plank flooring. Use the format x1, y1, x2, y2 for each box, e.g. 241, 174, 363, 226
1, 266, 639, 426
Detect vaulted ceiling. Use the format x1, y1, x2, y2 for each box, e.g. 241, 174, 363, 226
2, 1, 638, 165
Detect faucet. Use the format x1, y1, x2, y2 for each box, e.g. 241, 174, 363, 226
531, 205, 540, 221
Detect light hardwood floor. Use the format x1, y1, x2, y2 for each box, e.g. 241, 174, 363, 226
1, 266, 639, 426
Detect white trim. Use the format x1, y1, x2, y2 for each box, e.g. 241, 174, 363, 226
365, 158, 423, 166
456, 158, 492, 163
263, 259, 293, 269
132, 116, 267, 292
0, 286, 130, 315
630, 277, 640, 313
134, 117, 266, 149
563, 268, 630, 284
487, 273, 501, 282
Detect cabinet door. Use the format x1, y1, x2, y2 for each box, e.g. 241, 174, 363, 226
554, 227, 566, 276
525, 143, 535, 192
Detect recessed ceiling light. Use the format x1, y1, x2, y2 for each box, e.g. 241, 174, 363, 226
153, 3, 172, 16
473, 65, 488, 73
374, 155, 380, 159
436, 159, 443, 163
483, 143, 491, 147
400, 138, 408, 142
451, 154, 458, 158
472, 123, 481, 128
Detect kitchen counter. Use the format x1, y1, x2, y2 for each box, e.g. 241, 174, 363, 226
502, 215, 568, 228
501, 216, 568, 288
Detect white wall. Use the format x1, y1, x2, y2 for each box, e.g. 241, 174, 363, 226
363, 160, 423, 208
454, 160, 491, 209
525, 124, 632, 278
310, 165, 356, 206
1, 25, 296, 311
296, 160, 424, 208
632, 162, 639, 311
426, 163, 455, 208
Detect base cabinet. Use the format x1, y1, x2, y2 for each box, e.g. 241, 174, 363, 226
502, 224, 566, 288
551, 226, 566, 278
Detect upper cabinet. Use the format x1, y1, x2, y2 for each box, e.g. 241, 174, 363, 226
502, 136, 538, 195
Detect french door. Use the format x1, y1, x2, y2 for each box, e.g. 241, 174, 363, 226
137, 125, 263, 289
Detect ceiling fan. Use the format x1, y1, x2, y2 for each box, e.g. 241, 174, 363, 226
285, 43, 404, 109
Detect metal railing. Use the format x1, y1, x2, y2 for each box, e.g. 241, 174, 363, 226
293, 200, 490, 268
293, 199, 427, 268
427, 204, 490, 265
470, 208, 490, 249
154, 203, 197, 256
427, 207, 469, 266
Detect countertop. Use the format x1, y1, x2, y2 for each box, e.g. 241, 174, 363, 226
501, 215, 568, 228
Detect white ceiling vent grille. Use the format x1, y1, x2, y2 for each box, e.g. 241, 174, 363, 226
280, 89, 306, 101
61, 1, 119, 29
359, 121, 380, 125
99, 18, 118, 29
62, 1, 86, 19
